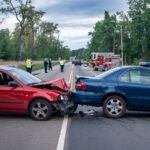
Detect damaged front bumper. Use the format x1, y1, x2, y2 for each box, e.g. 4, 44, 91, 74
52, 93, 78, 115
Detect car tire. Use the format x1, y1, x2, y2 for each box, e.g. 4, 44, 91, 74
103, 95, 126, 118
103, 65, 108, 72
94, 67, 98, 71
29, 99, 53, 121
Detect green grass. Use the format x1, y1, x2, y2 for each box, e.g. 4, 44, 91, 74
18, 61, 59, 72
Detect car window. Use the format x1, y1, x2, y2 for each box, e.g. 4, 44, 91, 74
0, 72, 4, 85
120, 69, 150, 84
7, 68, 42, 85
120, 71, 130, 82
94, 67, 121, 79
0, 71, 17, 86
140, 69, 150, 83
130, 70, 141, 83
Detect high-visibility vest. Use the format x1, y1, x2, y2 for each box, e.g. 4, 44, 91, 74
60, 60, 64, 65
26, 59, 32, 68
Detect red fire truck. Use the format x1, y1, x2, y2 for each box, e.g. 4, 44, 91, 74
89, 52, 121, 71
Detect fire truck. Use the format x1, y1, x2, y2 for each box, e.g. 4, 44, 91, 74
89, 52, 121, 71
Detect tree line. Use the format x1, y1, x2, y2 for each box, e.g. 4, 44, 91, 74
0, 0, 70, 61
73, 0, 150, 65
0, 0, 149, 63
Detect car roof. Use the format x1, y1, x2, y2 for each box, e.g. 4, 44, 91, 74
117, 66, 150, 70
94, 66, 150, 80
0, 65, 17, 71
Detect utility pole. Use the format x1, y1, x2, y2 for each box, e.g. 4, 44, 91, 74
121, 25, 124, 66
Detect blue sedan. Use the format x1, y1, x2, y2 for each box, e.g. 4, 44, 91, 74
71, 66, 150, 118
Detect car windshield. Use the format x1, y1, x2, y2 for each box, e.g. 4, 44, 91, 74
7, 68, 42, 85
94, 67, 121, 79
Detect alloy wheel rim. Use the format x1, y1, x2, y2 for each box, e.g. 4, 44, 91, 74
106, 99, 123, 116
32, 102, 48, 119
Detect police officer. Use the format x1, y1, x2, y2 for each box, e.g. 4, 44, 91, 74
60, 59, 65, 72
44, 58, 48, 73
48, 58, 52, 71
25, 58, 32, 73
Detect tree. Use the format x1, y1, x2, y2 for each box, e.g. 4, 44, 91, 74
128, 0, 150, 62
0, 0, 43, 60
24, 7, 44, 59
40, 22, 58, 53
0, 29, 12, 60
36, 21, 60, 59
71, 48, 88, 60
88, 11, 117, 54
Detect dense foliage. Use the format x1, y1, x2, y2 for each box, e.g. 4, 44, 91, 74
73, 0, 150, 64
0, 0, 70, 60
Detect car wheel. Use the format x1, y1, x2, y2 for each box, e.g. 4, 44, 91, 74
29, 99, 53, 121
103, 95, 126, 118
103, 66, 108, 72
94, 67, 98, 71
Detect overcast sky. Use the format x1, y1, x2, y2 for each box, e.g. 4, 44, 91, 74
0, 0, 129, 50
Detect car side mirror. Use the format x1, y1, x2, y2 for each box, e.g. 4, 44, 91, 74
8, 81, 19, 87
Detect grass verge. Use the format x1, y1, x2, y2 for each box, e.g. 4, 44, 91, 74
18, 61, 59, 71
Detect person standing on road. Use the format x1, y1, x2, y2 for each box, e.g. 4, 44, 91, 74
44, 58, 48, 73
48, 58, 52, 71
25, 58, 32, 74
59, 59, 65, 72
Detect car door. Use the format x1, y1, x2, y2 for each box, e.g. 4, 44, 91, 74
0, 71, 25, 111
118, 68, 150, 109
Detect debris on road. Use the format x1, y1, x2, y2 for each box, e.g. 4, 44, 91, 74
79, 109, 98, 117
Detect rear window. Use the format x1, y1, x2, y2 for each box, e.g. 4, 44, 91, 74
94, 67, 121, 79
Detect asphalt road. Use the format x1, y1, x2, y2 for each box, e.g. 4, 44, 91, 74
1, 63, 150, 150
65, 65, 150, 150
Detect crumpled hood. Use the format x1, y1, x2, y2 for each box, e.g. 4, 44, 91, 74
31, 78, 69, 91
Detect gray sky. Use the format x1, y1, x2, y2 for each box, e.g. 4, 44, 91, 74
0, 0, 129, 50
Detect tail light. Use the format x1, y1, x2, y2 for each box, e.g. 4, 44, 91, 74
76, 82, 87, 90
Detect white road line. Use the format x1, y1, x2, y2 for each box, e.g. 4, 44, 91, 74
56, 65, 74, 150
56, 116, 69, 150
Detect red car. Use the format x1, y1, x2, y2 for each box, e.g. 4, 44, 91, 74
0, 66, 75, 120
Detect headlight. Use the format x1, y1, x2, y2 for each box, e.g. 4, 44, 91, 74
60, 95, 64, 100
59, 95, 69, 101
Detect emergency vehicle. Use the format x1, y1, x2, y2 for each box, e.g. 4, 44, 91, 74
89, 52, 121, 71
139, 62, 150, 68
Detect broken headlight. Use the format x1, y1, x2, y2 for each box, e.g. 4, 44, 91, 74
59, 95, 69, 101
